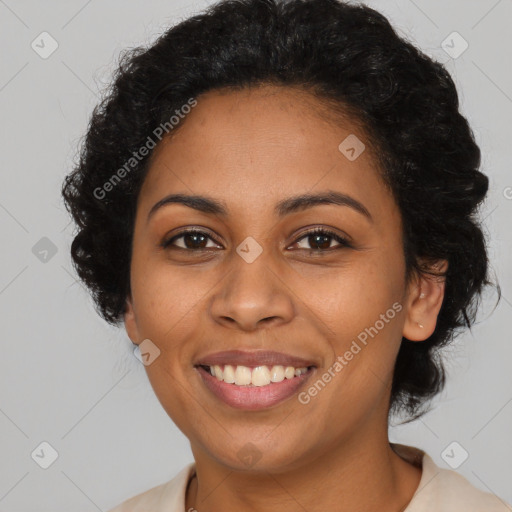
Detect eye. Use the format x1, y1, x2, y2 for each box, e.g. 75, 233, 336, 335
291, 227, 352, 251
161, 229, 221, 250
161, 227, 352, 252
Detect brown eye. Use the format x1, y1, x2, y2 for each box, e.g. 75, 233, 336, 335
161, 227, 352, 253
161, 229, 221, 250
293, 228, 351, 251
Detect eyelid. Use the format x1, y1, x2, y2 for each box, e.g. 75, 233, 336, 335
293, 226, 352, 246
161, 225, 353, 251
290, 228, 352, 252
161, 227, 222, 249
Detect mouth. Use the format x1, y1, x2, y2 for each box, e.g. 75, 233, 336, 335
196, 363, 315, 385
193, 350, 318, 410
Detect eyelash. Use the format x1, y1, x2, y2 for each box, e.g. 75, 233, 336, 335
161, 227, 352, 253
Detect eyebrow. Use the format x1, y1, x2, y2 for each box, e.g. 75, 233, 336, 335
146, 190, 373, 224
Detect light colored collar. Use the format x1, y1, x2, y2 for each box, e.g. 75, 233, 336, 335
108, 444, 511, 511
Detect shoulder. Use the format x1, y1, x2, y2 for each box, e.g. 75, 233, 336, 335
106, 462, 196, 512
420, 456, 511, 511
393, 444, 512, 512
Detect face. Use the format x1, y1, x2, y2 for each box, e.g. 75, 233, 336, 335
124, 85, 446, 472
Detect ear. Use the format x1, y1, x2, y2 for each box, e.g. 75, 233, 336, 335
124, 294, 141, 345
402, 259, 448, 342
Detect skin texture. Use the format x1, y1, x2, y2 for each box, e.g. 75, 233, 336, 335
124, 85, 448, 512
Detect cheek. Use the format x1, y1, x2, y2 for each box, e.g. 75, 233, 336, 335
305, 256, 403, 336
304, 250, 405, 386
131, 253, 209, 335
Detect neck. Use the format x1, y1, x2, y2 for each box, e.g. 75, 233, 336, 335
185, 427, 421, 512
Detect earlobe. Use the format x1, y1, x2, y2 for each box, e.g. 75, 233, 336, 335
402, 259, 448, 342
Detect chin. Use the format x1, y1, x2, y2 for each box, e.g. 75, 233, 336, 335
200, 435, 314, 475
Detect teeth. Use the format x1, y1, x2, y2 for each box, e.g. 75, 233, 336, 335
270, 365, 285, 382
234, 365, 252, 385
251, 366, 270, 386
223, 364, 235, 383
284, 366, 295, 379
206, 364, 310, 386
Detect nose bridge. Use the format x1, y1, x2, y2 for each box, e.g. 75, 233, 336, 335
210, 241, 294, 330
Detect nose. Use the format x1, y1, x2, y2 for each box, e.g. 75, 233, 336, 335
209, 253, 295, 331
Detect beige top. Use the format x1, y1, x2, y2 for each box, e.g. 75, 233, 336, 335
107, 444, 512, 512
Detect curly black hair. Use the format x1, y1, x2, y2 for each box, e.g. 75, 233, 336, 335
61, 0, 498, 419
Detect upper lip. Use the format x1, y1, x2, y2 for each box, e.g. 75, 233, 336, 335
194, 350, 318, 368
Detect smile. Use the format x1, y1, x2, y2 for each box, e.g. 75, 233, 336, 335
195, 364, 316, 410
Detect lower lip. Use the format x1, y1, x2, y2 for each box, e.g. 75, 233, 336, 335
195, 365, 315, 410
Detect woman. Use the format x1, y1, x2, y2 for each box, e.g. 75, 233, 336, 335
61, 0, 511, 510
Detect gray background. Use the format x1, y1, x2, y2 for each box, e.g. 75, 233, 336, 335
0, 0, 511, 510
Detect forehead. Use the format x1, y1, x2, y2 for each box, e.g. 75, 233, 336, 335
138, 85, 395, 222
